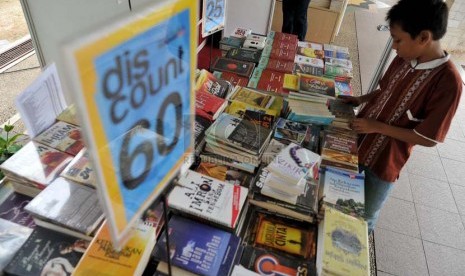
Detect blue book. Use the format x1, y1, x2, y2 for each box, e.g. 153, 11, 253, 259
153, 216, 240, 276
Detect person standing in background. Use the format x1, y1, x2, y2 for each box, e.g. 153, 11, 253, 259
282, 0, 311, 41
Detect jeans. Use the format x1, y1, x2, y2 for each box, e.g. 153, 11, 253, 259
282, 0, 311, 41
361, 165, 394, 233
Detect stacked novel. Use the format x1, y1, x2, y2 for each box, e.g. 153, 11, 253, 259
328, 98, 356, 129
316, 207, 369, 276
287, 98, 335, 125
24, 177, 105, 240
320, 129, 359, 173
153, 215, 242, 276
274, 118, 310, 145
168, 170, 248, 232
0, 141, 72, 196
73, 220, 156, 276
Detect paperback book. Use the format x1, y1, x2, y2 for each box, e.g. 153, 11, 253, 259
274, 118, 309, 145
33, 121, 84, 156
195, 69, 231, 98
228, 86, 275, 109
226, 48, 262, 64
195, 90, 228, 121
60, 148, 96, 188
0, 218, 33, 272
213, 71, 249, 87
169, 170, 248, 230
299, 74, 336, 98
211, 57, 255, 78
0, 191, 35, 228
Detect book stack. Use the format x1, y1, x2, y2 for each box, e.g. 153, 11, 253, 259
195, 69, 231, 122
320, 128, 359, 173
323, 44, 353, 81
327, 98, 356, 129
294, 41, 325, 76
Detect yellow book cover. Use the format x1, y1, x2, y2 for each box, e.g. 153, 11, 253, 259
322, 207, 369, 276
73, 221, 156, 276
226, 100, 280, 118
283, 74, 299, 91
229, 87, 274, 108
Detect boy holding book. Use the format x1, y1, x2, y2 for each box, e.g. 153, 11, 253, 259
341, 0, 463, 232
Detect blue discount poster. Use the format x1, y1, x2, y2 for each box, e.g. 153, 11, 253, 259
202, 0, 225, 37
64, 0, 196, 248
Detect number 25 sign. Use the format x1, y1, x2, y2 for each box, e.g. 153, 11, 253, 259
63, 0, 196, 248
202, 0, 226, 37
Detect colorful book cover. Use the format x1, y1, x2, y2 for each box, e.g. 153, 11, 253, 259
293, 63, 324, 76
256, 70, 286, 94
335, 80, 353, 97
33, 121, 84, 156
228, 86, 275, 109
195, 90, 227, 121
240, 245, 316, 276
231, 27, 252, 38
243, 109, 275, 129
226, 99, 281, 118
253, 213, 316, 260
297, 47, 325, 59
319, 207, 369, 276
273, 32, 299, 44
294, 55, 324, 68
325, 57, 353, 69
153, 216, 241, 276
298, 41, 323, 50
25, 177, 105, 235
274, 118, 309, 145
226, 48, 261, 64
262, 58, 295, 74
73, 221, 155, 276
271, 39, 298, 51
0, 192, 36, 228
168, 170, 248, 229
325, 64, 353, 79
211, 57, 255, 77
247, 67, 263, 88
0, 141, 73, 189
219, 36, 244, 51
283, 74, 299, 91
261, 139, 287, 165
60, 148, 96, 188
322, 167, 365, 217
299, 74, 336, 98
323, 44, 350, 59
4, 227, 89, 276
0, 218, 33, 272
213, 71, 250, 87
195, 69, 230, 98
195, 161, 253, 188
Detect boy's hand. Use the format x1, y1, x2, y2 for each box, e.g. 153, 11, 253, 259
350, 118, 384, 134
338, 95, 361, 106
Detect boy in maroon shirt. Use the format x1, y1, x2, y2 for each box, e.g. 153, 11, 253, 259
342, 0, 463, 232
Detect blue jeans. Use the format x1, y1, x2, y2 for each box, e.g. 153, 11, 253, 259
282, 0, 311, 41
361, 165, 394, 233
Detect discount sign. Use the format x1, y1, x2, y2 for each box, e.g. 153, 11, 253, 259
64, 0, 196, 248
202, 0, 225, 37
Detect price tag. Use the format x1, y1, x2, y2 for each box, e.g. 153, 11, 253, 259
63, 0, 196, 248
202, 0, 226, 37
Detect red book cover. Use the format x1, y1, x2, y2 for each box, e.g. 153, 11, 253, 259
274, 32, 299, 44
214, 71, 249, 87
266, 58, 295, 73
256, 69, 288, 94
272, 39, 298, 52
270, 47, 297, 62
195, 90, 227, 121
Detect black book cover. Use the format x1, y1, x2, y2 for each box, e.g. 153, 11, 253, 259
4, 227, 89, 276
211, 57, 255, 78
227, 118, 271, 154
0, 192, 35, 228
194, 115, 212, 148
226, 48, 262, 64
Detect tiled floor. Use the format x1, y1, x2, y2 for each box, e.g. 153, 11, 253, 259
375, 91, 465, 275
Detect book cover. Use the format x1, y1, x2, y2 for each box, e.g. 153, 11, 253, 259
153, 215, 241, 276
226, 48, 261, 64
33, 121, 84, 156
231, 27, 252, 38
4, 226, 89, 276
243, 109, 275, 129
195, 161, 253, 188
323, 132, 358, 156
226, 99, 281, 118
73, 221, 156, 276
252, 212, 316, 260
293, 63, 324, 76
213, 71, 249, 87
271, 39, 297, 51
141, 200, 165, 238
240, 245, 315, 276
219, 36, 244, 51
0, 141, 73, 189
294, 55, 324, 68
274, 118, 309, 145
228, 86, 275, 109
270, 47, 297, 62
273, 32, 298, 44
168, 170, 248, 229
323, 44, 350, 59
24, 177, 104, 236
322, 167, 365, 217
283, 74, 299, 91
60, 148, 96, 188
319, 207, 369, 276
211, 57, 255, 78
267, 143, 320, 184
325, 64, 353, 79
261, 139, 287, 165
0, 191, 35, 228
299, 74, 336, 98
195, 90, 227, 121
199, 152, 256, 174
0, 218, 33, 272
194, 116, 212, 149
325, 57, 353, 69
259, 57, 295, 74
56, 104, 80, 126
256, 70, 286, 94
195, 69, 231, 98
298, 41, 323, 50
227, 117, 272, 155
335, 80, 353, 97
297, 47, 325, 59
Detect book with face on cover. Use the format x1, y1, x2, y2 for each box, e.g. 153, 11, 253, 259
33, 121, 84, 156
24, 177, 104, 237
267, 143, 320, 184
0, 141, 73, 189
60, 148, 96, 188
73, 220, 156, 276
168, 170, 248, 230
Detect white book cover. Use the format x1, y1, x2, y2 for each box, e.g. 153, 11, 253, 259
264, 172, 306, 196
168, 170, 248, 229
267, 143, 320, 184
294, 55, 324, 68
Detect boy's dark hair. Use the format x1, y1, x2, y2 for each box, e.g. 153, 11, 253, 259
386, 0, 449, 40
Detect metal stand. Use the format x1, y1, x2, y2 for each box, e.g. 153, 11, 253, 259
209, 35, 214, 71
162, 195, 172, 276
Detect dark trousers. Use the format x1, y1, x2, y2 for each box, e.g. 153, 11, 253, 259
282, 0, 311, 41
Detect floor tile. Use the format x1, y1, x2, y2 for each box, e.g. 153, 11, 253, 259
374, 228, 428, 276
377, 197, 421, 237
376, 271, 396, 276
445, 121, 465, 142
416, 204, 465, 250
413, 144, 438, 155
390, 170, 413, 202
409, 174, 458, 213
406, 151, 447, 182
451, 184, 465, 215
424, 241, 465, 276
437, 138, 465, 162
441, 158, 465, 187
